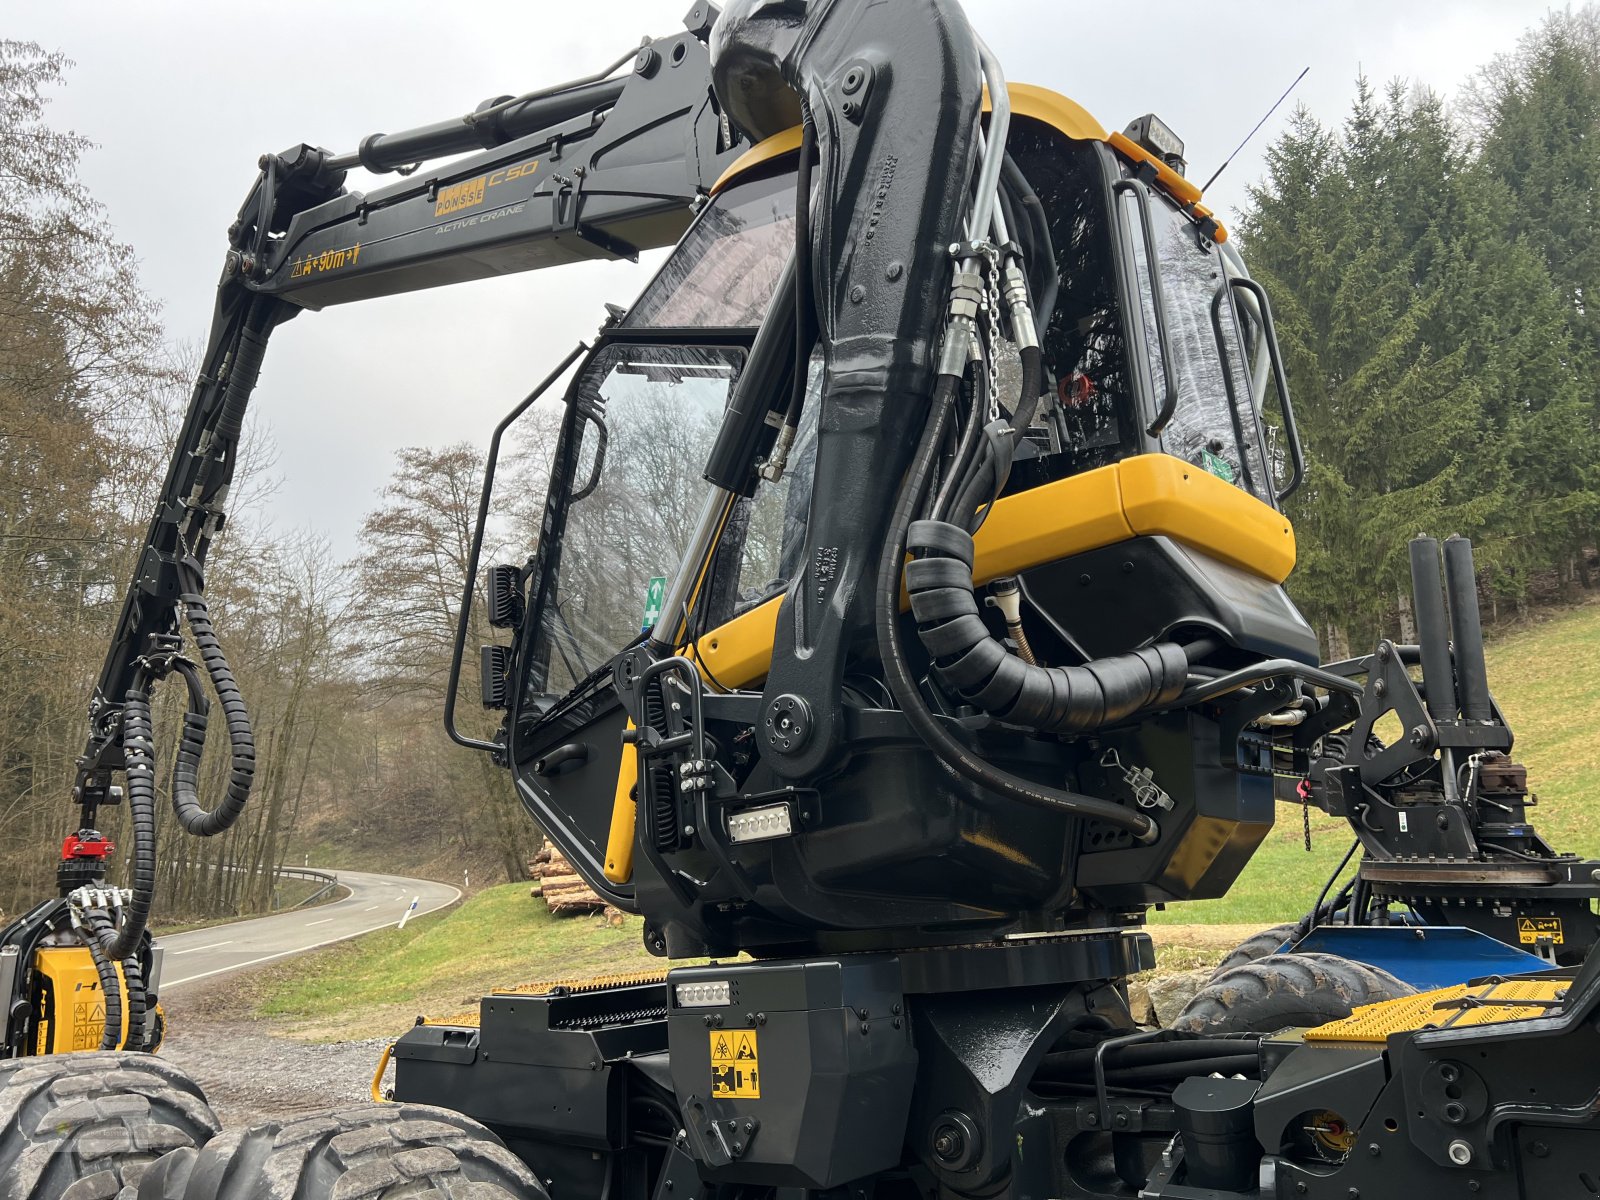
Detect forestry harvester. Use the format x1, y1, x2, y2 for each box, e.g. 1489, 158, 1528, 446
4, 2, 1599, 1198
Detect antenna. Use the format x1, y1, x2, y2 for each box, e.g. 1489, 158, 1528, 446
1200, 66, 1310, 195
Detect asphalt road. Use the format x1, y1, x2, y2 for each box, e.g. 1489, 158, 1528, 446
157, 870, 462, 989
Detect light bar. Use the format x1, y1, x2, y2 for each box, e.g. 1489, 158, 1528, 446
675, 980, 731, 1008
727, 803, 793, 844
1124, 113, 1186, 174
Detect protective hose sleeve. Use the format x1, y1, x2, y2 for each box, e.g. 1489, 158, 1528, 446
905, 519, 1189, 731
120, 951, 147, 1051
83, 911, 124, 1050
170, 593, 254, 837
113, 685, 160, 959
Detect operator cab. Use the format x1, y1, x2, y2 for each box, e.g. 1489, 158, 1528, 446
491, 86, 1317, 956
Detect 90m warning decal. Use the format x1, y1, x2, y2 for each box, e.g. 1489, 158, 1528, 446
710, 1029, 760, 1098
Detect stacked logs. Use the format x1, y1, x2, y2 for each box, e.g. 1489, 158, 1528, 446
528, 844, 605, 916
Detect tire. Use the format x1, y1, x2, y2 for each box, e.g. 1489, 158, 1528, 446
140, 1101, 547, 1200
0, 1050, 220, 1200
1209, 922, 1298, 980
1172, 952, 1417, 1035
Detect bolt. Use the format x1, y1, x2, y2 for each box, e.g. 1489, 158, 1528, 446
1368, 1143, 1381, 1157
635, 46, 661, 76
733, 1141, 744, 1154
933, 1130, 960, 1159
849, 284, 866, 304
1468, 1183, 1481, 1194
842, 67, 865, 94
1084, 1113, 1099, 1127
1448, 1140, 1473, 1166
1078, 573, 1092, 586
1531, 1141, 1550, 1158
842, 98, 860, 120
1348, 1189, 1360, 1199
743, 1120, 754, 1133
1375, 679, 1388, 698
886, 261, 904, 281
1377, 642, 1392, 661
1295, 1184, 1307, 1196
1114, 1113, 1128, 1129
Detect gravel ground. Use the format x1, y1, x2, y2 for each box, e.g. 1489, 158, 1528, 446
159, 977, 400, 1127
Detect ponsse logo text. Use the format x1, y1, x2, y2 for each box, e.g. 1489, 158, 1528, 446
434, 159, 541, 218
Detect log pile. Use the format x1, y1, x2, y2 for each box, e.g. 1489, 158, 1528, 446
528, 844, 605, 915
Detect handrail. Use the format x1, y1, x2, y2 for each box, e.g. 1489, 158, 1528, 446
1229, 276, 1304, 502
1113, 177, 1179, 436
445, 342, 590, 754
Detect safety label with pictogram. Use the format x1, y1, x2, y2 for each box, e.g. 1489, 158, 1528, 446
709, 1028, 760, 1098
1517, 916, 1564, 945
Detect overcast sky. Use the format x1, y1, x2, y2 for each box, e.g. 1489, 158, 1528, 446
11, 0, 1551, 556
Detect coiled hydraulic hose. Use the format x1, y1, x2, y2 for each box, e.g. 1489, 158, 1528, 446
874, 372, 1158, 841
904, 520, 1190, 731
110, 572, 254, 969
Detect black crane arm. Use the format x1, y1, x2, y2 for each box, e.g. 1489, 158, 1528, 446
72, 12, 744, 835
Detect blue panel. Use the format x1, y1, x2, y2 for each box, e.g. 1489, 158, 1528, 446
1290, 926, 1551, 992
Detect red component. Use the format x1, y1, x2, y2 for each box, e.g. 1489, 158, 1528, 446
62, 832, 114, 861
1059, 370, 1097, 408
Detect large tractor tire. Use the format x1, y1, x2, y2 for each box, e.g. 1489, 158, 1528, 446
0, 1050, 220, 1200
1208, 922, 1298, 981
1173, 952, 1417, 1035
139, 1101, 547, 1200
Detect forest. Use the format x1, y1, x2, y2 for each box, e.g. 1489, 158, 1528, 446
4, 8, 1600, 918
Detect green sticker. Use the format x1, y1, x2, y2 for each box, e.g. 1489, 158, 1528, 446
642, 575, 667, 632
1200, 448, 1235, 484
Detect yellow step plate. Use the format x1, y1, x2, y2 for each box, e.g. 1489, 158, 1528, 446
1305, 977, 1569, 1044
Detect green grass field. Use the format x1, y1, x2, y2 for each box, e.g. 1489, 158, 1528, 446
254, 601, 1600, 1036
1152, 599, 1600, 925
251, 884, 662, 1039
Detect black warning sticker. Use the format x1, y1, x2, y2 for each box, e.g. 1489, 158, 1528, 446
1517, 916, 1564, 945
710, 1028, 760, 1098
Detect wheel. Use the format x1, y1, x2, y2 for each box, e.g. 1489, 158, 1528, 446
0, 1050, 220, 1200
1172, 952, 1417, 1035
1209, 922, 1298, 980
140, 1101, 548, 1199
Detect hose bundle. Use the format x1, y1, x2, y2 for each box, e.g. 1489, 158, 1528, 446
904, 519, 1189, 730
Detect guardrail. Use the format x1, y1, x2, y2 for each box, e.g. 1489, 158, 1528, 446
166, 861, 340, 911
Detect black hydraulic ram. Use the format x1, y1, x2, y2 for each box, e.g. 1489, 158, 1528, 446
1444, 534, 1493, 722
1408, 536, 1458, 721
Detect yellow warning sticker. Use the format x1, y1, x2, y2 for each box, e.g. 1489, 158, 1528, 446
1518, 917, 1564, 945
710, 1028, 761, 1098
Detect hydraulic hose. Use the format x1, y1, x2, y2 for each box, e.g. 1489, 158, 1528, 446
111, 676, 161, 961
169, 588, 255, 836
120, 950, 147, 1051
81, 909, 125, 1050
874, 374, 1158, 841
903, 517, 1189, 732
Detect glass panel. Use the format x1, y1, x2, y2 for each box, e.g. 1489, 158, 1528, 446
1123, 181, 1272, 501
626, 168, 797, 329
995, 132, 1138, 495
530, 344, 744, 696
